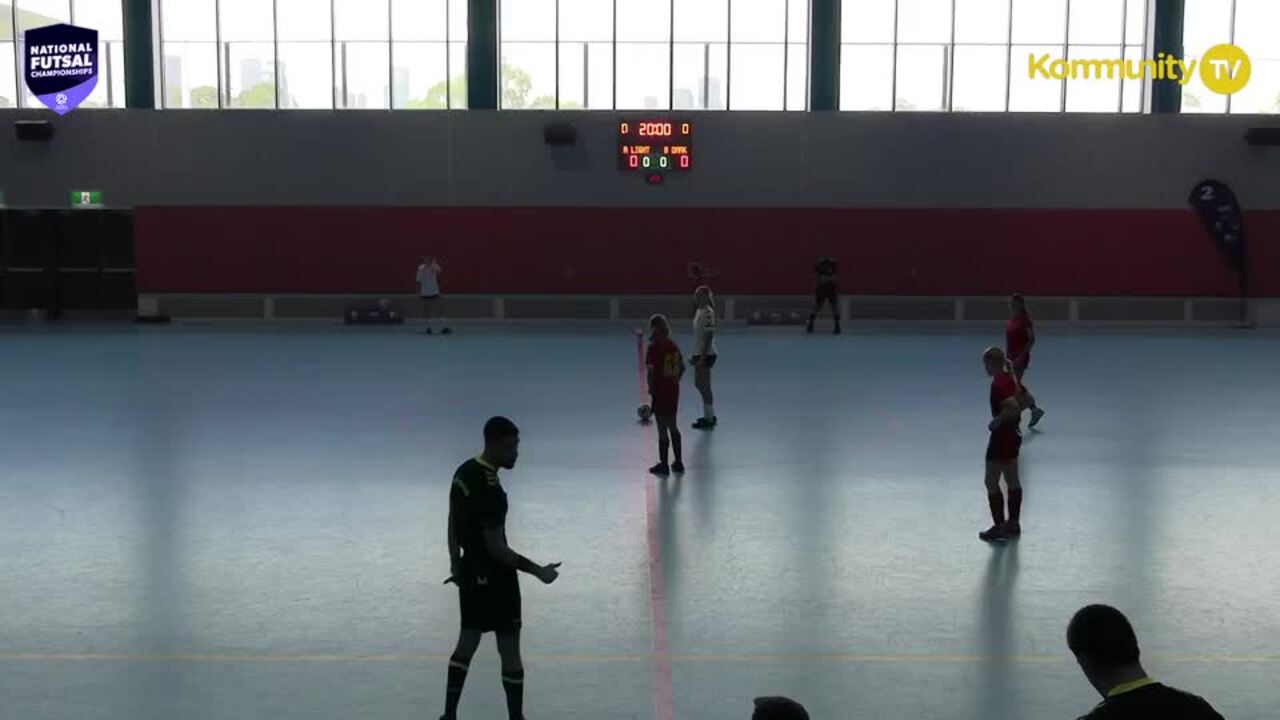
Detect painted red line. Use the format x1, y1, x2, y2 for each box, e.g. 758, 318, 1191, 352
645, 476, 676, 720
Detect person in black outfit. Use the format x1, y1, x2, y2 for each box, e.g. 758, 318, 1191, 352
441, 417, 561, 720
752, 696, 810, 720
807, 257, 841, 334
1067, 604, 1224, 720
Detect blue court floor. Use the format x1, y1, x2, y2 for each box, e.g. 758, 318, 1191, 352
0, 323, 1276, 720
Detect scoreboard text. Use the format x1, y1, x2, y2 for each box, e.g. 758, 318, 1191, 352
618, 119, 693, 173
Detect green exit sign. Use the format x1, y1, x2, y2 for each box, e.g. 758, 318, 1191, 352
70, 190, 104, 208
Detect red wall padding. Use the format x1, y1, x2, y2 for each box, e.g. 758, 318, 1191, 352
136, 207, 1280, 296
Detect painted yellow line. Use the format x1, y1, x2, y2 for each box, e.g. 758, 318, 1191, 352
0, 652, 1276, 664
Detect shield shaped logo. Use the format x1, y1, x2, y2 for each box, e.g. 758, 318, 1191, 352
24, 24, 99, 115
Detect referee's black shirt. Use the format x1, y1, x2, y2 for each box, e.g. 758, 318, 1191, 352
1078, 679, 1223, 720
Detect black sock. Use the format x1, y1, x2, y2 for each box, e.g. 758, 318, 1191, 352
444, 656, 470, 719
502, 668, 525, 720
670, 430, 683, 465
659, 436, 669, 465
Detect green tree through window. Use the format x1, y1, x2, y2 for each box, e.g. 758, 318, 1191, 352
234, 82, 277, 108
407, 63, 578, 109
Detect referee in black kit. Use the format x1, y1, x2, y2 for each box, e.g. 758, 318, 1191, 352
440, 417, 561, 720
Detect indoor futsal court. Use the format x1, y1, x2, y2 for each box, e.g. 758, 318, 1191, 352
3, 1, 1280, 719
1, 325, 1279, 720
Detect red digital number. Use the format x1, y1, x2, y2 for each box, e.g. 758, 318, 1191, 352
680, 155, 690, 169
639, 122, 673, 137
629, 154, 639, 169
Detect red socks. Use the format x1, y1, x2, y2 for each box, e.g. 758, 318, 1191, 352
987, 492, 1006, 525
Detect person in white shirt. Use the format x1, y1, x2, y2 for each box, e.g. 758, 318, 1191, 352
691, 285, 718, 429
416, 257, 449, 335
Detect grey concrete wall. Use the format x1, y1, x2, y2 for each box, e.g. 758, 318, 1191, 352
1, 109, 1277, 209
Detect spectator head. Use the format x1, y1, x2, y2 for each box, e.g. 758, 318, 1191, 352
1067, 604, 1143, 695
752, 696, 810, 720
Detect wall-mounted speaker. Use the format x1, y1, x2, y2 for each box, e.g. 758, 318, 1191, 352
543, 122, 578, 146
15, 120, 55, 142
1244, 127, 1280, 146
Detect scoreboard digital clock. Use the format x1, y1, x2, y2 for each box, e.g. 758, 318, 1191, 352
618, 119, 693, 174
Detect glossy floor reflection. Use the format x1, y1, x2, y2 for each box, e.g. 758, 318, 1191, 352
0, 325, 1276, 720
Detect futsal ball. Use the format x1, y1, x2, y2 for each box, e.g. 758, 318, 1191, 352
637, 403, 653, 423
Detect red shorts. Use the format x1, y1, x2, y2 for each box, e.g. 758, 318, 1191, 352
1012, 356, 1030, 380
651, 388, 679, 417
986, 430, 1021, 462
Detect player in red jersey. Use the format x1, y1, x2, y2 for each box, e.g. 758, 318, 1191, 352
980, 347, 1026, 542
646, 314, 685, 476
1006, 294, 1045, 428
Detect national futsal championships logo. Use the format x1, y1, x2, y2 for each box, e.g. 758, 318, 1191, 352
24, 23, 99, 115
1029, 44, 1251, 96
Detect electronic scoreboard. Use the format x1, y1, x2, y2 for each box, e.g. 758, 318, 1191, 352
618, 119, 692, 182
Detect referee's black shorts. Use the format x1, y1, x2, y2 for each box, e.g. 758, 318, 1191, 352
459, 574, 522, 634
815, 283, 838, 305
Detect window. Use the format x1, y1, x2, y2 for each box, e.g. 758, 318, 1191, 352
391, 0, 461, 109
5, 0, 126, 108
729, 0, 786, 110
842, 0, 1149, 113
333, 0, 388, 110
500, 0, 807, 111
1182, 0, 1280, 114
157, 0, 466, 109
558, 0, 612, 109
615, 0, 670, 109
673, 0, 727, 110
1, 2, 15, 108
276, 0, 333, 109
161, 0, 217, 108
500, 0, 554, 108
73, 0, 125, 108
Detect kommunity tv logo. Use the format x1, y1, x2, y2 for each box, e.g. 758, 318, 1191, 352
1028, 44, 1251, 96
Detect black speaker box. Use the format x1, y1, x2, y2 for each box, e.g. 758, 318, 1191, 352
543, 122, 578, 146
1244, 127, 1280, 146
15, 120, 54, 142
